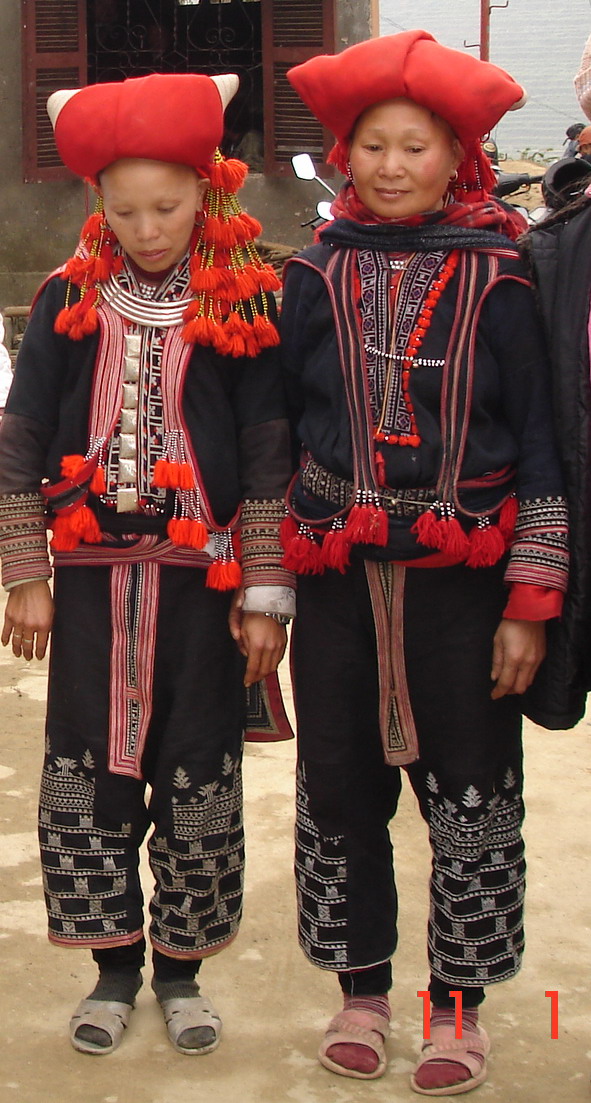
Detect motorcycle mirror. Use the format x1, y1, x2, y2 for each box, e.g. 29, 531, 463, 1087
292, 153, 317, 181
317, 200, 334, 222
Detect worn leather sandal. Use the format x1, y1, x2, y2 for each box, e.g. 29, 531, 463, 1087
318, 1007, 389, 1080
69, 998, 135, 1055
158, 993, 222, 1055
411, 1019, 490, 1096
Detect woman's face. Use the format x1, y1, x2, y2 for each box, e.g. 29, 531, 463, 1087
349, 98, 463, 219
99, 159, 209, 272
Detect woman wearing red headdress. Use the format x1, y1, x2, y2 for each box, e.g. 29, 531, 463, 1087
0, 73, 294, 1056
280, 31, 568, 1094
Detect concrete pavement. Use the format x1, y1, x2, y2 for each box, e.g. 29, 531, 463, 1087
0, 592, 589, 1103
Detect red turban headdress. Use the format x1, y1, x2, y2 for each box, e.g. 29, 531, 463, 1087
287, 30, 527, 201
47, 72, 238, 181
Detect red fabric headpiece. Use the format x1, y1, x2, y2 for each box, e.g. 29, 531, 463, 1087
287, 30, 526, 149
48, 73, 233, 181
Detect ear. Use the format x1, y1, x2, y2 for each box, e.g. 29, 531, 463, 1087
195, 177, 210, 211
452, 139, 465, 171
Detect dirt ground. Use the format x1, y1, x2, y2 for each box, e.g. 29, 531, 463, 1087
497, 158, 547, 213
0, 587, 589, 1103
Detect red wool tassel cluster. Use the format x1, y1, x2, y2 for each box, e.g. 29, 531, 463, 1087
411, 495, 517, 568
205, 531, 242, 591
49, 453, 104, 551
152, 458, 195, 492
182, 153, 281, 357
281, 491, 389, 575
374, 251, 460, 448
151, 456, 210, 550
53, 152, 281, 357
51, 505, 102, 551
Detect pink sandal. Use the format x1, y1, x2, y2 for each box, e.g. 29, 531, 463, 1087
318, 1006, 389, 1079
411, 1018, 490, 1095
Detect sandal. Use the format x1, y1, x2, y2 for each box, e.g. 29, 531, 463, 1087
158, 993, 222, 1055
318, 1007, 389, 1080
69, 998, 135, 1055
411, 1018, 490, 1096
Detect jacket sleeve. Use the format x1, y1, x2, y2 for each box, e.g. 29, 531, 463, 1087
228, 294, 296, 611
484, 274, 569, 598
0, 281, 71, 588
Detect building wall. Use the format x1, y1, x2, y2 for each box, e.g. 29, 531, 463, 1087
0, 0, 375, 307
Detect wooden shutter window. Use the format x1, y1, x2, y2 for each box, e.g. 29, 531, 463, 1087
262, 0, 336, 176
22, 0, 87, 182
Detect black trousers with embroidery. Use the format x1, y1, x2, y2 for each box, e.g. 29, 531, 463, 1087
292, 559, 525, 994
39, 563, 245, 958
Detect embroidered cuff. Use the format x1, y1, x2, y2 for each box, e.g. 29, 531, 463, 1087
242, 584, 296, 618
504, 496, 569, 593
0, 492, 51, 589
240, 497, 296, 591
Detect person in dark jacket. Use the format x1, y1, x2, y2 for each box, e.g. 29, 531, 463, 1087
0, 72, 294, 1058
519, 33, 591, 730
281, 30, 568, 1098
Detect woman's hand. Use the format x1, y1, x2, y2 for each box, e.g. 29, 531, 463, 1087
1, 579, 54, 661
229, 590, 287, 687
490, 618, 546, 699
240, 613, 287, 687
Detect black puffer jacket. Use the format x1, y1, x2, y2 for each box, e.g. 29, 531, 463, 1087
520, 195, 591, 728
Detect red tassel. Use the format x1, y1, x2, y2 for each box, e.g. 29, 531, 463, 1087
465, 522, 506, 568
345, 503, 388, 546
51, 505, 101, 548
320, 525, 352, 573
252, 314, 280, 348
280, 514, 299, 548
373, 505, 389, 547
256, 266, 282, 293
208, 158, 249, 192
411, 508, 441, 549
178, 462, 195, 490
50, 515, 81, 551
54, 307, 75, 335
90, 465, 107, 495
441, 517, 471, 558
499, 495, 518, 543
168, 517, 191, 545
167, 517, 209, 549
281, 527, 324, 574
375, 450, 386, 488
187, 518, 208, 549
206, 558, 243, 591
60, 454, 86, 479
70, 504, 102, 543
153, 459, 186, 488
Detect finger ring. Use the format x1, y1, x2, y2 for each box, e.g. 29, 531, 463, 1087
22, 637, 33, 644
13, 634, 22, 640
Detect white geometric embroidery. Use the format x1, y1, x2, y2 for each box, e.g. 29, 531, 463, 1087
173, 767, 191, 790
462, 785, 483, 808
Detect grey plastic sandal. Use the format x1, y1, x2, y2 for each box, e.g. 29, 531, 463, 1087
158, 994, 222, 1055
69, 998, 135, 1055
